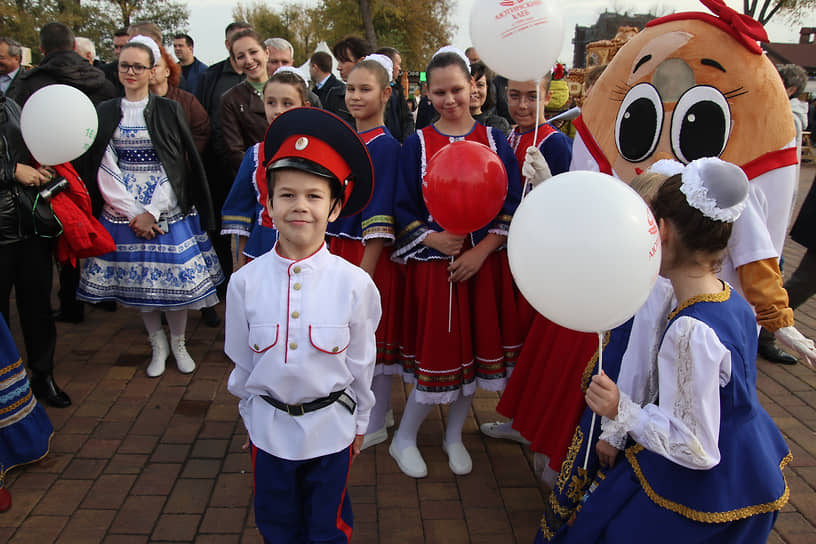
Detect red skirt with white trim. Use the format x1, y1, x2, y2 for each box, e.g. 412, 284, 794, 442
329, 237, 403, 374
497, 314, 598, 470
399, 251, 521, 404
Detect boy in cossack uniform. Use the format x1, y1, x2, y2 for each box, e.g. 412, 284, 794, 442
225, 107, 381, 543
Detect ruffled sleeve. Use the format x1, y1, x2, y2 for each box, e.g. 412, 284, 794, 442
612, 316, 732, 470
97, 144, 144, 220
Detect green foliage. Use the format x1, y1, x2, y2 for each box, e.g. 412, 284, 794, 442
0, 0, 189, 64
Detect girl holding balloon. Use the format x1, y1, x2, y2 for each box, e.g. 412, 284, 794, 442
327, 55, 403, 450
389, 47, 522, 478
548, 160, 790, 543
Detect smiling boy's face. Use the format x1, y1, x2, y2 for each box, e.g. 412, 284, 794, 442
267, 169, 341, 260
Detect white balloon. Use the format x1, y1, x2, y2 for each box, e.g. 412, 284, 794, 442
508, 171, 661, 333
469, 0, 565, 81
20, 84, 98, 165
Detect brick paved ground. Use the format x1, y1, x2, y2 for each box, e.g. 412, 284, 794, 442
2, 167, 815, 543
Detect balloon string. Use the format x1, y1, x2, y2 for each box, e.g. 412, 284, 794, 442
521, 76, 542, 198
583, 331, 604, 470
448, 256, 454, 333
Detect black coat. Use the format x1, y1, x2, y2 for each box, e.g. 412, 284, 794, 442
384, 82, 414, 142
314, 74, 353, 125
0, 96, 33, 245
75, 94, 215, 230
790, 173, 816, 250
8, 50, 117, 107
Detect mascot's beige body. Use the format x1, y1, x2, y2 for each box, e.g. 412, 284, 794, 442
572, 6, 798, 332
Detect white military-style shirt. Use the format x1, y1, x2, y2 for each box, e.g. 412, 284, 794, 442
225, 243, 382, 461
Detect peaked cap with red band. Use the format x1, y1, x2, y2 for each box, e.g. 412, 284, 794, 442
646, 0, 768, 54
263, 107, 374, 218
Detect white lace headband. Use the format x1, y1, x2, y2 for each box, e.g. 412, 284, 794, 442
679, 157, 748, 223
128, 35, 161, 67
273, 65, 307, 83
432, 45, 470, 69
362, 54, 393, 79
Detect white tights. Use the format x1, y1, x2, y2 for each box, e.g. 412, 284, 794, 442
392, 388, 474, 450
142, 310, 187, 337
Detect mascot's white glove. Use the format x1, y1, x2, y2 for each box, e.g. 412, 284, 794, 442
774, 326, 816, 369
522, 146, 552, 187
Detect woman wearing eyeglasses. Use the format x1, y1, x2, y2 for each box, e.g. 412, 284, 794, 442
75, 36, 224, 378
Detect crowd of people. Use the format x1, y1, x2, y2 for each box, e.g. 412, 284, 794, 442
0, 10, 815, 542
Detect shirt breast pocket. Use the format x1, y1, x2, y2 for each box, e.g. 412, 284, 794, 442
308, 325, 350, 355
248, 324, 279, 353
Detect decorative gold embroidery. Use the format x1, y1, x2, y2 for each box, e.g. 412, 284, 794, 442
566, 466, 591, 504
668, 283, 731, 321
397, 220, 423, 238
361, 214, 394, 229
625, 444, 792, 522
0, 357, 22, 377
0, 389, 33, 415
581, 332, 611, 392
548, 487, 573, 517
221, 215, 252, 224
556, 426, 584, 492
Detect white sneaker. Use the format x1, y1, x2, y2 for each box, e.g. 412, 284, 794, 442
385, 408, 395, 428
479, 421, 530, 445
442, 440, 473, 475
389, 441, 427, 478
146, 330, 169, 378
170, 335, 196, 374
361, 426, 388, 451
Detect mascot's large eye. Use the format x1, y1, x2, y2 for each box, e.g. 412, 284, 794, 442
670, 85, 731, 164
615, 83, 663, 163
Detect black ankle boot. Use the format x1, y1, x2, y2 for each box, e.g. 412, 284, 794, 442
30, 373, 72, 408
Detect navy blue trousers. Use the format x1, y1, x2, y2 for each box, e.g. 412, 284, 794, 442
252, 444, 353, 543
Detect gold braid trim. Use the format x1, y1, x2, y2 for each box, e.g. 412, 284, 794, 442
625, 444, 792, 523
555, 426, 584, 492
0, 389, 33, 416
361, 214, 394, 229
0, 357, 23, 377
581, 331, 611, 392
397, 220, 424, 239
668, 283, 731, 321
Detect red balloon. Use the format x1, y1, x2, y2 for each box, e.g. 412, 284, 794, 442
422, 140, 509, 235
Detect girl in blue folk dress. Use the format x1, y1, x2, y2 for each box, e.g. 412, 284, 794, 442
327, 56, 403, 450
551, 158, 791, 543
77, 38, 223, 378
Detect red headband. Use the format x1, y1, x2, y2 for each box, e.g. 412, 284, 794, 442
646, 0, 768, 55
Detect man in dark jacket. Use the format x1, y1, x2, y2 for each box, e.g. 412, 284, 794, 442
309, 51, 352, 124
8, 23, 117, 325
9, 22, 116, 107
194, 21, 250, 295
0, 37, 23, 98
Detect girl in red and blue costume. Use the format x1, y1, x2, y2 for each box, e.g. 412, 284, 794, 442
327, 56, 403, 450
389, 47, 522, 479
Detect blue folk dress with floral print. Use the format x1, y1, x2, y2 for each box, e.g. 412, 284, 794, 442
77, 97, 223, 309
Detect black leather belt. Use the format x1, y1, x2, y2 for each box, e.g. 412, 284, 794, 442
261, 390, 355, 416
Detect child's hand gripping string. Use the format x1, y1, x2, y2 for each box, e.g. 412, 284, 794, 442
448, 245, 491, 283
585, 371, 620, 420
